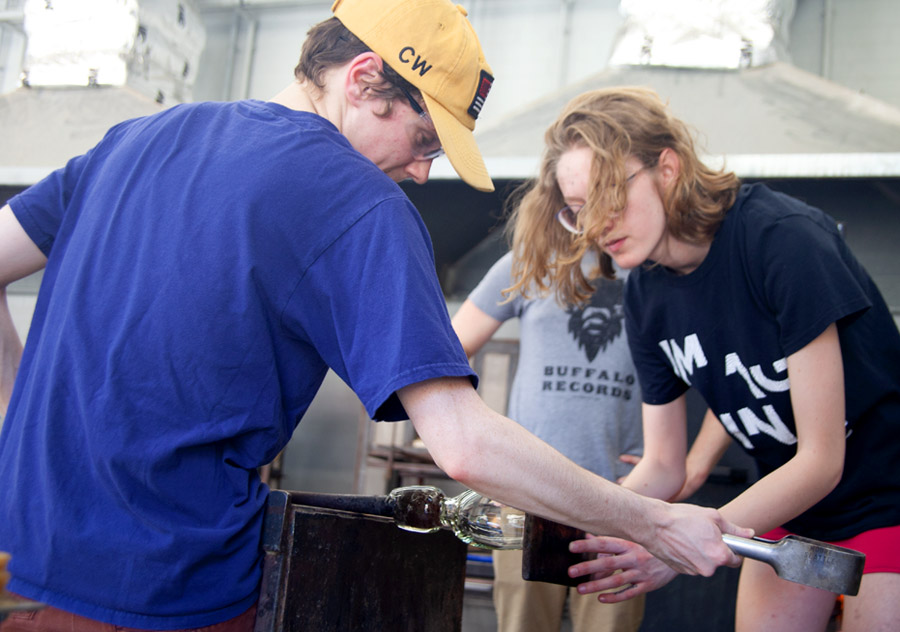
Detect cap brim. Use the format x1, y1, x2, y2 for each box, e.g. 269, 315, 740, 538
421, 92, 494, 193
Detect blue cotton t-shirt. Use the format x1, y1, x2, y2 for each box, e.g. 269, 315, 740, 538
0, 100, 474, 628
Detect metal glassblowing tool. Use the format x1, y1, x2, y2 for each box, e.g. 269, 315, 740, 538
522, 515, 866, 596
286, 485, 525, 548
720, 534, 865, 595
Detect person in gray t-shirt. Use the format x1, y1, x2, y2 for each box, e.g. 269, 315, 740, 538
452, 250, 644, 632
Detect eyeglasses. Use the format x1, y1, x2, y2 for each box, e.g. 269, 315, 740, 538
556, 166, 648, 235
399, 86, 445, 161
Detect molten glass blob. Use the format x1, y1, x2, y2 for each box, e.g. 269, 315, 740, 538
388, 485, 525, 550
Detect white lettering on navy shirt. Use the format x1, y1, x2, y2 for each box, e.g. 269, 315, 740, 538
658, 334, 707, 385
660, 334, 798, 448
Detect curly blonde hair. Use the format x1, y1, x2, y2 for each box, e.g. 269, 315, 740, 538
504, 86, 740, 305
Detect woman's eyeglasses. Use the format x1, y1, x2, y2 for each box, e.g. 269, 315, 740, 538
556, 166, 647, 235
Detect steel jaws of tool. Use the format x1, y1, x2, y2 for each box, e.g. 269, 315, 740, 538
721, 533, 865, 595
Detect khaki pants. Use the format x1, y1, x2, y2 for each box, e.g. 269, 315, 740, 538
493, 549, 644, 632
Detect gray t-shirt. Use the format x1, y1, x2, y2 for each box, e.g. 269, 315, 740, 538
468, 252, 642, 481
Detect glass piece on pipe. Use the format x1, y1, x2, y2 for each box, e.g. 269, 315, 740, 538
388, 486, 525, 550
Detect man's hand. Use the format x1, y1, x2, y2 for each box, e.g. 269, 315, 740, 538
643, 501, 750, 577
568, 535, 678, 602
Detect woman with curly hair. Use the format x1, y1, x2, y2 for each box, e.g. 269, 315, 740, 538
507, 86, 900, 632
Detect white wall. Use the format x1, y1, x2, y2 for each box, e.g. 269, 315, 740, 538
193, 4, 330, 104
6, 292, 35, 341
0, 287, 37, 429
789, 0, 900, 107
0, 23, 26, 95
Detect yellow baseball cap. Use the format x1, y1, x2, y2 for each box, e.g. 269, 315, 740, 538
332, 0, 495, 192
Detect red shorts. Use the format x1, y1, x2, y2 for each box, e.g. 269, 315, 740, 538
761, 525, 900, 574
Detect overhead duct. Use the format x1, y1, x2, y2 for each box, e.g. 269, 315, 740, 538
0, 0, 206, 187
609, 0, 795, 69
22, 0, 206, 104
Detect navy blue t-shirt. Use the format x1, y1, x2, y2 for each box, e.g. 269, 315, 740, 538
625, 183, 900, 540
0, 100, 474, 628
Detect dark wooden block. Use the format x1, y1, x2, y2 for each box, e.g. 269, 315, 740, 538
521, 514, 592, 587
256, 490, 468, 632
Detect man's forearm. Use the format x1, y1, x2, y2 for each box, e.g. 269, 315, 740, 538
400, 377, 750, 576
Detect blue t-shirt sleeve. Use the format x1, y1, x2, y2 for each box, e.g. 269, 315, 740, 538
284, 197, 476, 421
755, 212, 871, 356
8, 119, 129, 256
10, 152, 94, 255
466, 251, 520, 322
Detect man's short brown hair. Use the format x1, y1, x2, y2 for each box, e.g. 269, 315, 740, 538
295, 17, 418, 104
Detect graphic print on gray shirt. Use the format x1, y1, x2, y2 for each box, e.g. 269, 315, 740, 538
467, 252, 642, 481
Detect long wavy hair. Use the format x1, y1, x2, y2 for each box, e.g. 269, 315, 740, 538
504, 86, 741, 305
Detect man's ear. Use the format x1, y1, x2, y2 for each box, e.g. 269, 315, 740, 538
345, 52, 385, 106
